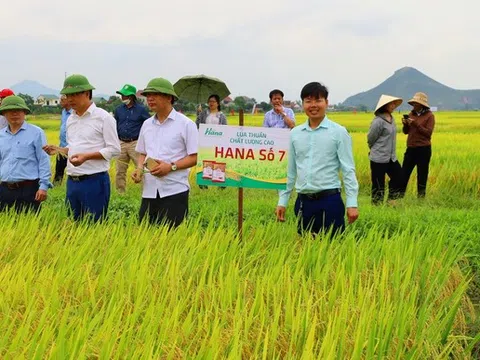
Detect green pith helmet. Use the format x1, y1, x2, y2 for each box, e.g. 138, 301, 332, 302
141, 78, 178, 99
0, 95, 31, 114
60, 74, 96, 95
116, 84, 137, 97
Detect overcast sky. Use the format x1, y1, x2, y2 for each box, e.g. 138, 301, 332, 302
1, 0, 478, 103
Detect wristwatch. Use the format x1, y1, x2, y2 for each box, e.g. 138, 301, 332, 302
171, 163, 177, 171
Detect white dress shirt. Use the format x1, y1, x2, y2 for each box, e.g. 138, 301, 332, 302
66, 103, 121, 176
0, 115, 7, 129
136, 109, 198, 199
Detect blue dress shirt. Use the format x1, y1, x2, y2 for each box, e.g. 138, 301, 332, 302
60, 108, 72, 147
0, 122, 52, 191
263, 107, 295, 128
114, 102, 150, 140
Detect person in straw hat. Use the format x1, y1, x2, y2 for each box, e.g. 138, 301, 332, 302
0, 95, 51, 213
401, 92, 435, 198
367, 94, 404, 205
43, 74, 121, 222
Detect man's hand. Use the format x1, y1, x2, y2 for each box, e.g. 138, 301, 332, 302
35, 189, 47, 202
275, 206, 286, 222
70, 153, 89, 167
347, 207, 359, 224
273, 104, 284, 114
131, 168, 143, 183
150, 161, 171, 177
42, 145, 59, 156
407, 118, 415, 125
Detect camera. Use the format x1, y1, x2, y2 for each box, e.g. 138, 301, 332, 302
403, 114, 409, 120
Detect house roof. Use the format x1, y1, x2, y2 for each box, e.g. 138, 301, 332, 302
38, 94, 59, 100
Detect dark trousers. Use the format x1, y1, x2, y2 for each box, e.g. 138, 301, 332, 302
370, 160, 403, 205
54, 155, 68, 184
139, 191, 189, 228
294, 193, 345, 236
66, 172, 110, 222
0, 182, 40, 213
402, 146, 432, 198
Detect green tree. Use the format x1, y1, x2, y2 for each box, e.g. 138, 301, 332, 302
259, 101, 272, 112
17, 93, 34, 108
234, 96, 246, 109
108, 96, 123, 110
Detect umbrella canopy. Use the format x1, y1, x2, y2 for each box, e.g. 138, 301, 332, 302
173, 75, 231, 104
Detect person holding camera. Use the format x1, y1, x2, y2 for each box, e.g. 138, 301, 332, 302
367, 95, 404, 205
401, 92, 435, 198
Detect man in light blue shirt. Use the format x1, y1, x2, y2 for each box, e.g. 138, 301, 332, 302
276, 82, 359, 236
263, 89, 295, 129
54, 94, 72, 185
0, 96, 51, 213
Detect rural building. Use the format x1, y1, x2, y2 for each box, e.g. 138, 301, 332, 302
35, 94, 60, 106
222, 96, 233, 105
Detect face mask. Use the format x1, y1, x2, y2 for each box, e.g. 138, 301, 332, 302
122, 99, 131, 105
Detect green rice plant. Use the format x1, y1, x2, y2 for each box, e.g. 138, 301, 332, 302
0, 111, 476, 358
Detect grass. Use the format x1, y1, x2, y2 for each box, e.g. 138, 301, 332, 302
0, 111, 479, 358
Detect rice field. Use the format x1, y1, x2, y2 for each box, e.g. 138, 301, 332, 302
0, 111, 479, 358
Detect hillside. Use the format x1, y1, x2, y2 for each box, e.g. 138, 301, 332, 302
342, 67, 480, 110
10, 80, 60, 98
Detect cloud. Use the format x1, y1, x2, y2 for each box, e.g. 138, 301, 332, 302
1, 0, 480, 103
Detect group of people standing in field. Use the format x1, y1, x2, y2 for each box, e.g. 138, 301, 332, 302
0, 75, 434, 238
367, 93, 435, 205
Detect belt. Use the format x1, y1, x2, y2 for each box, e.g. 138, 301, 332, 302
120, 138, 137, 143
299, 188, 340, 200
0, 179, 39, 190
68, 171, 107, 182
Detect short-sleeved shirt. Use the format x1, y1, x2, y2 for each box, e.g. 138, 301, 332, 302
136, 109, 199, 199
114, 102, 151, 141
263, 107, 295, 128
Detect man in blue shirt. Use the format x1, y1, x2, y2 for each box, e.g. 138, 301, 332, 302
0, 96, 51, 213
276, 82, 359, 236
53, 94, 72, 185
263, 89, 295, 129
114, 84, 150, 194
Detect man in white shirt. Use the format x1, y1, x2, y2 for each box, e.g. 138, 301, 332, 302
44, 74, 120, 222
131, 78, 198, 228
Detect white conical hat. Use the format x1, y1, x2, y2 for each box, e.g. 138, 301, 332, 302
374, 95, 403, 113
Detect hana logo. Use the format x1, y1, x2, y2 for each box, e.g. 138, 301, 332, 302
204, 128, 223, 136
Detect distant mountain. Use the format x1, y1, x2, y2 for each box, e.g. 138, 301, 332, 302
9, 80, 112, 100
342, 67, 480, 110
10, 80, 60, 98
